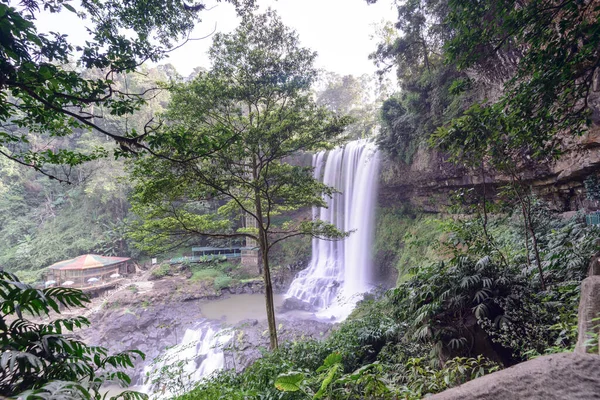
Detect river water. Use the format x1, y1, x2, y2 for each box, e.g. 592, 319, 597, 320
200, 293, 285, 323
200, 293, 315, 324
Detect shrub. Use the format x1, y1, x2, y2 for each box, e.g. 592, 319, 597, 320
373, 209, 447, 282
213, 276, 233, 291
190, 268, 223, 283
151, 263, 171, 279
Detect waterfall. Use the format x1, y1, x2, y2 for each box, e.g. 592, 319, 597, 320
285, 139, 380, 320
142, 320, 232, 398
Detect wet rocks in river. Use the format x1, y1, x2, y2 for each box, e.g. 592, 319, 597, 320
82, 289, 333, 385
282, 296, 316, 312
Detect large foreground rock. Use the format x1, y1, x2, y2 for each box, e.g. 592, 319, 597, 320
430, 352, 600, 400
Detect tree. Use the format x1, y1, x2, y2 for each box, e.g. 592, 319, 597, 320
428, 0, 600, 290
369, 0, 600, 286
128, 11, 351, 349
0, 0, 254, 181
432, 104, 550, 289
445, 0, 600, 136
369, 0, 599, 161
0, 65, 177, 275
0, 270, 145, 398
367, 0, 481, 163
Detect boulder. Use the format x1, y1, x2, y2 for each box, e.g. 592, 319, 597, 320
575, 275, 600, 354
281, 296, 315, 312
225, 318, 333, 372
429, 352, 600, 400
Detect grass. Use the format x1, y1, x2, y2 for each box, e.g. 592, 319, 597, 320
374, 207, 449, 283
189, 268, 225, 282
239, 277, 262, 283
214, 275, 235, 290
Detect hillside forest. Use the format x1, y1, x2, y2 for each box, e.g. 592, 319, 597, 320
1, 0, 600, 399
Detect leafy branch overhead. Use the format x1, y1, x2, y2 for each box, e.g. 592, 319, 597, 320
0, 0, 255, 180
370, 0, 600, 165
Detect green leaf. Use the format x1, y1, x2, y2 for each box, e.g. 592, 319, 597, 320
63, 3, 76, 13
274, 371, 305, 392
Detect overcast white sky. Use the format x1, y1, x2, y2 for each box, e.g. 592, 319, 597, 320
168, 0, 397, 77
34, 0, 397, 78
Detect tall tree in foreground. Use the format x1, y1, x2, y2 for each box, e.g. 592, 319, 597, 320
129, 11, 351, 349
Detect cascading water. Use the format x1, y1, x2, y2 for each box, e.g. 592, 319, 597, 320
285, 139, 380, 320
142, 320, 232, 398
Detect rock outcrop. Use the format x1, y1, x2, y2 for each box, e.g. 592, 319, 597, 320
379, 125, 600, 213
224, 318, 332, 372
575, 256, 600, 354
429, 352, 600, 400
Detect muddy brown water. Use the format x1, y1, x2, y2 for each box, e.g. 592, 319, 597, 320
199, 293, 315, 324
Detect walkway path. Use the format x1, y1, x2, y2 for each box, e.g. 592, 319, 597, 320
83, 272, 152, 318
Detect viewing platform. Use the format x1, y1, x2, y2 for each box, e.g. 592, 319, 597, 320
169, 246, 245, 264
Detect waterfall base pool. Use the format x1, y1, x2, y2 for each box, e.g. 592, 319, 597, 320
199, 293, 315, 324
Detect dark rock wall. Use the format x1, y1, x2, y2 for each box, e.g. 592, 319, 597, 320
378, 125, 600, 213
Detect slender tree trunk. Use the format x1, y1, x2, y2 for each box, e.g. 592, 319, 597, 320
509, 172, 546, 290
480, 163, 509, 267
259, 230, 278, 350
521, 202, 532, 270
524, 195, 545, 290
255, 217, 278, 349
252, 168, 278, 349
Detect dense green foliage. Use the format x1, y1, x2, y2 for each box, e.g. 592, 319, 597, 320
168, 206, 598, 399
371, 0, 599, 165
176, 298, 499, 400
445, 0, 600, 140
393, 208, 597, 364
0, 65, 177, 279
0, 157, 131, 274
0, 271, 145, 399
370, 0, 481, 163
373, 207, 447, 282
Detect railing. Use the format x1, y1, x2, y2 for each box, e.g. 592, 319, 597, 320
586, 212, 600, 226
79, 278, 124, 292
168, 254, 241, 264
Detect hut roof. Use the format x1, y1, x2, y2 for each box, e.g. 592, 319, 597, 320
48, 254, 130, 270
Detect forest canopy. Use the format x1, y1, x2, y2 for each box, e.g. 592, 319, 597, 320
370, 0, 600, 163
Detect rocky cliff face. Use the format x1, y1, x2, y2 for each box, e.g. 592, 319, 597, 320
80, 276, 331, 385
379, 125, 600, 213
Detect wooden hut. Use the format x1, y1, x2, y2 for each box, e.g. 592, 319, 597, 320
46, 254, 130, 287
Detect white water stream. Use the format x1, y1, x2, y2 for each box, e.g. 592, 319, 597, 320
285, 139, 381, 320
142, 320, 233, 399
